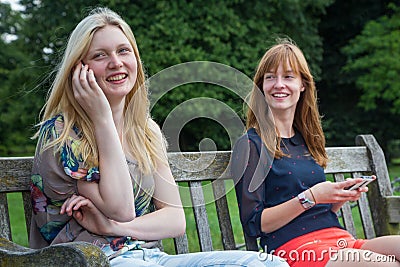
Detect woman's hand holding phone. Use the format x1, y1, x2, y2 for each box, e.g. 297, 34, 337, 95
345, 175, 376, 190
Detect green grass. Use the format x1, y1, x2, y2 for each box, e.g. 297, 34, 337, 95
7, 193, 29, 247
389, 164, 400, 178
7, 165, 400, 252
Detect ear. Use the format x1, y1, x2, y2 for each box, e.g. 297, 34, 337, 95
300, 85, 305, 92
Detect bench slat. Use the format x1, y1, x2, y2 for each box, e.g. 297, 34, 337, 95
0, 193, 12, 240
356, 135, 396, 237
0, 147, 372, 185
351, 171, 375, 239
0, 157, 33, 192
212, 180, 236, 250
334, 174, 357, 237
173, 234, 189, 254
168, 147, 371, 183
22, 191, 32, 240
358, 193, 375, 239
356, 136, 392, 196
340, 203, 357, 238
325, 147, 370, 174
244, 233, 259, 251
189, 181, 213, 251
169, 152, 230, 182
386, 196, 400, 223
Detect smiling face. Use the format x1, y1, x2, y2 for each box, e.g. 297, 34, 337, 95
83, 25, 137, 103
262, 61, 304, 117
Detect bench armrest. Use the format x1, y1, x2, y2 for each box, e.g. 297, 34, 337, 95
386, 196, 400, 224
0, 238, 110, 267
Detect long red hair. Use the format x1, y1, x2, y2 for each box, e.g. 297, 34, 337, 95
246, 38, 327, 167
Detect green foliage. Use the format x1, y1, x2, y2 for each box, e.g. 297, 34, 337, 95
1, 0, 332, 154
0, 2, 40, 155
317, 0, 399, 158
327, 2, 400, 159
342, 3, 400, 114
115, 0, 333, 151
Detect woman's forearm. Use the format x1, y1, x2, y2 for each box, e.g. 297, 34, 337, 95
107, 206, 185, 241
260, 197, 305, 233
78, 118, 135, 221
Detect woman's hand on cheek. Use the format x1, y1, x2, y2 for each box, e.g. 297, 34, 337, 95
71, 62, 112, 124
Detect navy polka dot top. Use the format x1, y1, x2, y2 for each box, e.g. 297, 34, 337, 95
231, 128, 343, 253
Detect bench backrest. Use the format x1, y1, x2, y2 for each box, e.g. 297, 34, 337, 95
0, 134, 398, 254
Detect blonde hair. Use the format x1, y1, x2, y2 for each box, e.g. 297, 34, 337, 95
35, 7, 167, 174
246, 38, 327, 167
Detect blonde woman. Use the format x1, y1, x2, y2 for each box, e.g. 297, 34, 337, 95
30, 7, 287, 267
232, 38, 400, 266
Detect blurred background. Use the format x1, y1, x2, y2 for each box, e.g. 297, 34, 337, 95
1, 0, 400, 166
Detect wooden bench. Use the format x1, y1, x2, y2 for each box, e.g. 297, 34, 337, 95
1, 134, 399, 266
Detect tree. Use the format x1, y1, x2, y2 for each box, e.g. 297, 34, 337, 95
0, 2, 39, 155
114, 0, 334, 151
1, 0, 333, 155
342, 3, 400, 114
341, 2, 400, 159
318, 0, 398, 153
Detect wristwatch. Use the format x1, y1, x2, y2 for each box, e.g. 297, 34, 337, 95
297, 191, 315, 210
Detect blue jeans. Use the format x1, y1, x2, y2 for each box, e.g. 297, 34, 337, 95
102, 246, 289, 267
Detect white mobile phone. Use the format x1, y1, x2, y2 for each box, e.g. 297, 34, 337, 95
345, 176, 375, 190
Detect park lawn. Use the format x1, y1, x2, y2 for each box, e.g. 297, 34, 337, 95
7, 165, 400, 252
6, 192, 29, 247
